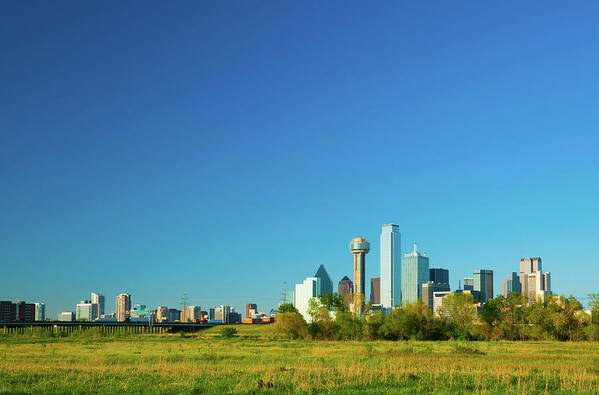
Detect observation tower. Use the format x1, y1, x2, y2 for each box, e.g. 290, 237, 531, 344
350, 236, 370, 296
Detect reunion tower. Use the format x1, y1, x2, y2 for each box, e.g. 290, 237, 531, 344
350, 236, 370, 296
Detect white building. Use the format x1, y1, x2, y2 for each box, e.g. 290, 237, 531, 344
58, 312, 74, 322
432, 291, 452, 317
214, 305, 231, 323
380, 224, 401, 309
34, 302, 45, 321
76, 301, 98, 321
294, 277, 320, 322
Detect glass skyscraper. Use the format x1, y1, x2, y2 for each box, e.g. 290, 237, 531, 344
380, 224, 401, 308
474, 269, 493, 303
401, 243, 429, 304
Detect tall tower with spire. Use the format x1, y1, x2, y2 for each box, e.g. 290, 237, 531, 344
401, 242, 429, 304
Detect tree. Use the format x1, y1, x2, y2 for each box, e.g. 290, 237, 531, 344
438, 292, 477, 339
271, 312, 308, 340
278, 303, 298, 314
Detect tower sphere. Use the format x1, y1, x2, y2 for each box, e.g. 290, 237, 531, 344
350, 236, 370, 253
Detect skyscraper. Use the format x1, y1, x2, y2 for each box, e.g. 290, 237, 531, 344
314, 265, 333, 295
16, 301, 35, 322
520, 257, 542, 273
76, 301, 98, 321
338, 276, 353, 297
350, 236, 370, 296
91, 293, 105, 316
474, 270, 493, 303
156, 306, 169, 322
116, 293, 131, 322
422, 281, 450, 309
401, 243, 429, 304
463, 278, 474, 291
295, 277, 320, 322
518, 257, 551, 304
370, 278, 380, 305
429, 268, 449, 284
34, 302, 45, 321
246, 303, 257, 319
380, 224, 401, 308
501, 272, 521, 297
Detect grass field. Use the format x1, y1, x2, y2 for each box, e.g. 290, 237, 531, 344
1, 324, 598, 394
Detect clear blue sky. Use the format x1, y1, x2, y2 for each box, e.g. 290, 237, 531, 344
1, 2, 598, 317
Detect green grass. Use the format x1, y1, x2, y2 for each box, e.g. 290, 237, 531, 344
1, 325, 598, 393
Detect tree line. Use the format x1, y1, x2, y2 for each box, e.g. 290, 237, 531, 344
273, 292, 599, 341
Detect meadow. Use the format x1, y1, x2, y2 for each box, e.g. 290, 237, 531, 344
1, 324, 598, 394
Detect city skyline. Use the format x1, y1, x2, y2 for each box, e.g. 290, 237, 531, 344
2, 3, 599, 317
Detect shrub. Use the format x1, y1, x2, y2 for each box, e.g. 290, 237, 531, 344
219, 327, 238, 338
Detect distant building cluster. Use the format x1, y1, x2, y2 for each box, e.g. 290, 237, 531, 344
286, 223, 557, 322
0, 301, 43, 322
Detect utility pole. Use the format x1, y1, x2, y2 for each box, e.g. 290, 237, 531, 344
280, 281, 287, 305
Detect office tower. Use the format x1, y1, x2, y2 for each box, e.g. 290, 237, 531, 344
214, 305, 231, 323
432, 291, 452, 317
91, 293, 105, 316
422, 281, 451, 309
501, 272, 521, 297
429, 268, 449, 284
76, 300, 98, 321
518, 257, 551, 304
474, 270, 493, 303
156, 306, 169, 322
463, 278, 474, 291
401, 243, 430, 304
58, 312, 74, 322
544, 272, 551, 292
229, 310, 241, 324
338, 276, 353, 297
314, 265, 333, 295
209, 308, 215, 321
168, 308, 181, 322
380, 224, 401, 308
0, 301, 17, 321
116, 293, 131, 322
16, 301, 36, 322
181, 305, 202, 322
294, 277, 321, 322
34, 302, 45, 321
520, 257, 542, 274
246, 303, 257, 319
350, 236, 370, 296
370, 277, 380, 305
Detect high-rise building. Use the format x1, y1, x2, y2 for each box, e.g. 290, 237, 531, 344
401, 243, 430, 304
294, 277, 320, 322
0, 301, 16, 322
58, 312, 74, 322
520, 257, 542, 274
91, 293, 105, 317
422, 281, 451, 309
156, 306, 169, 322
429, 268, 449, 284
350, 237, 370, 296
474, 269, 493, 303
463, 278, 474, 291
380, 224, 401, 308
209, 308, 215, 321
338, 276, 353, 297
168, 308, 181, 322
370, 277, 380, 305
501, 272, 522, 297
229, 310, 241, 324
518, 257, 552, 304
16, 301, 35, 322
34, 302, 45, 321
214, 305, 231, 323
76, 300, 98, 321
314, 265, 333, 295
116, 293, 131, 322
181, 305, 202, 322
245, 303, 257, 319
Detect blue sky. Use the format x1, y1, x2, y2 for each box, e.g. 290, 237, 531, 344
1, 2, 598, 317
